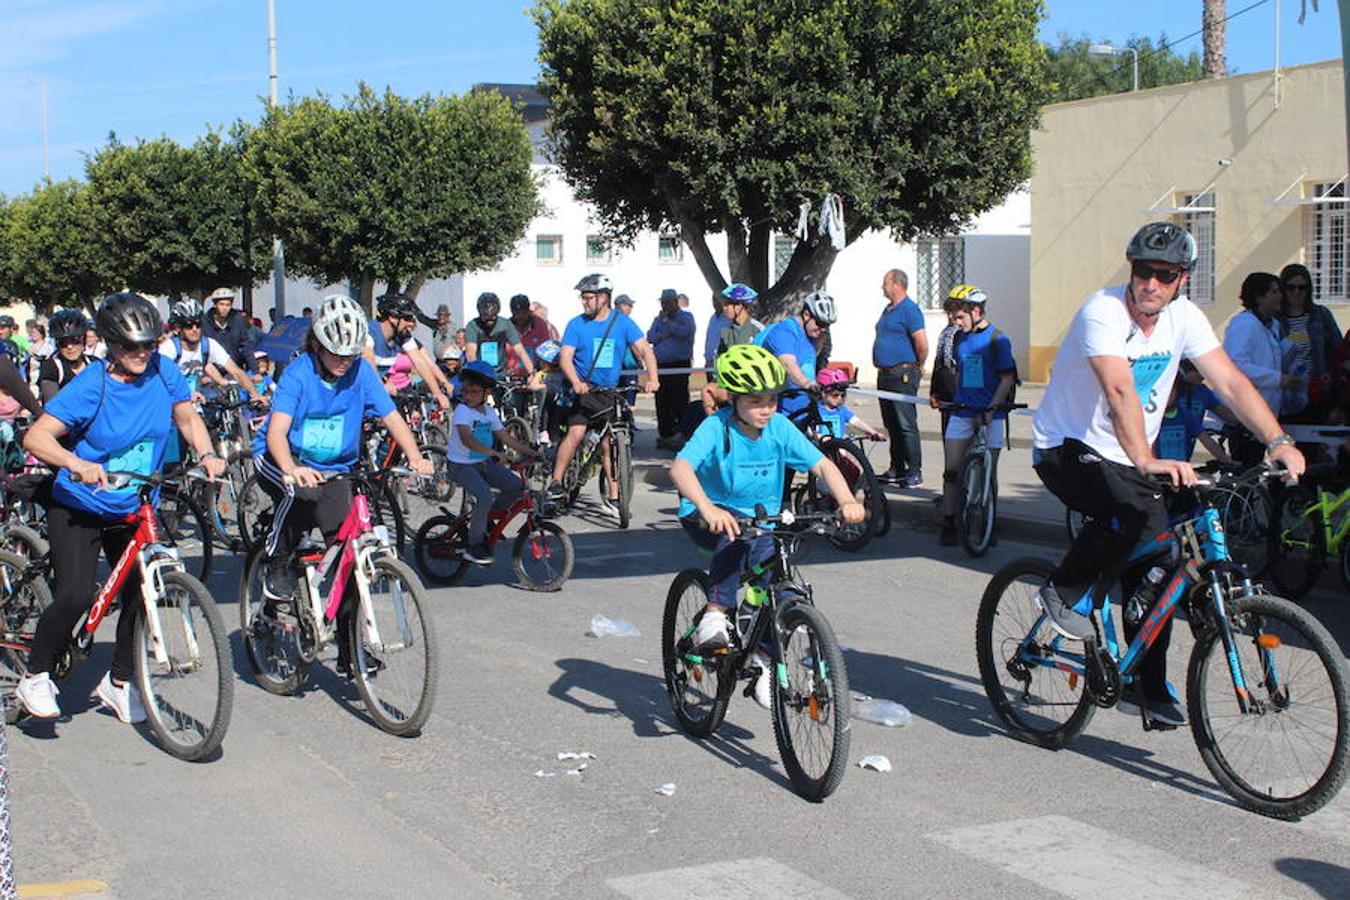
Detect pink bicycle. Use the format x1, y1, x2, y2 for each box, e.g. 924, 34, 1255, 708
238, 466, 437, 735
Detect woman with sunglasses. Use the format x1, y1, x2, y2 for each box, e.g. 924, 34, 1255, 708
16, 292, 227, 724
36, 308, 93, 403
1277, 263, 1341, 424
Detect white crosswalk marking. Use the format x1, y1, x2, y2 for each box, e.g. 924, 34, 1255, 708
606, 857, 852, 900
928, 814, 1258, 899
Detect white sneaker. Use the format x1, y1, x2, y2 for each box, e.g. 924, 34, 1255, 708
95, 672, 147, 724
15, 672, 60, 718
749, 651, 773, 709
693, 609, 731, 651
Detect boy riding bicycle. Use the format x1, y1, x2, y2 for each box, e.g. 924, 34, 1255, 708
669, 344, 864, 708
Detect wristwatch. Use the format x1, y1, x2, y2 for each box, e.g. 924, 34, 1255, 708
1265, 434, 1296, 452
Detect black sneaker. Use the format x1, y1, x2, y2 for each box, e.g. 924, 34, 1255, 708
938, 518, 958, 546
336, 652, 384, 680
878, 468, 901, 485
546, 480, 567, 500
1036, 585, 1094, 640
463, 542, 493, 565
1118, 685, 1186, 726
262, 559, 298, 614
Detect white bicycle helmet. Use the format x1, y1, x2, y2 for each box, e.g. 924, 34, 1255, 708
314, 294, 368, 356
802, 290, 837, 326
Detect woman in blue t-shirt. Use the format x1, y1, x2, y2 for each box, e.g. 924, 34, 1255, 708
251, 295, 433, 675
16, 293, 228, 725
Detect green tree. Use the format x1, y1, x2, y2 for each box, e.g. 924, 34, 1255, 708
244, 84, 538, 306
1044, 34, 1206, 103
85, 132, 271, 299
533, 0, 1048, 317
2, 180, 118, 313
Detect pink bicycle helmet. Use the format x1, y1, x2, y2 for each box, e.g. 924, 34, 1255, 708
817, 367, 850, 388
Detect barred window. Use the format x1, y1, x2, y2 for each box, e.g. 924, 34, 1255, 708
585, 235, 613, 265
658, 231, 683, 264
535, 234, 563, 266
1175, 192, 1215, 305
773, 235, 797, 282
1304, 181, 1348, 303
914, 237, 964, 310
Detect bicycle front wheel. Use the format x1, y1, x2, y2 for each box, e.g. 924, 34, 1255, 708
815, 438, 880, 552
1187, 592, 1349, 819
134, 570, 233, 761
772, 602, 850, 801
661, 569, 730, 738
614, 427, 633, 529
238, 547, 306, 695
349, 556, 438, 736
975, 557, 1095, 748
511, 519, 573, 591
235, 473, 273, 554
958, 452, 995, 557
0, 549, 52, 724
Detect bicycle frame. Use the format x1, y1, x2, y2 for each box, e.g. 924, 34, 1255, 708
1286, 485, 1350, 556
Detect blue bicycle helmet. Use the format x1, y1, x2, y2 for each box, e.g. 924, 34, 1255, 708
535, 339, 561, 364
721, 283, 758, 304
461, 359, 498, 386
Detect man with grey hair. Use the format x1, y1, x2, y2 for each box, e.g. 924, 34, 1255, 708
873, 268, 928, 486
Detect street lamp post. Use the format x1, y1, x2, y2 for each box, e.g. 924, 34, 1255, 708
268, 0, 286, 318
1089, 42, 1140, 92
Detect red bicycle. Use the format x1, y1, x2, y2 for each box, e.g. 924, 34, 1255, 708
0, 469, 233, 761
412, 462, 574, 592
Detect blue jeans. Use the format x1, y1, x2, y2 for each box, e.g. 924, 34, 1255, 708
679, 512, 774, 609
448, 460, 524, 543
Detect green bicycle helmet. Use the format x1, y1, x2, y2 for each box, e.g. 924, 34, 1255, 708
715, 343, 786, 395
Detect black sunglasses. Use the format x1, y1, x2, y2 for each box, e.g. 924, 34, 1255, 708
1130, 261, 1183, 285
57, 336, 84, 348
1283, 282, 1311, 292
115, 340, 159, 353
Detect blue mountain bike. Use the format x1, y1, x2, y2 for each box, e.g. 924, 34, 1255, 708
976, 467, 1348, 819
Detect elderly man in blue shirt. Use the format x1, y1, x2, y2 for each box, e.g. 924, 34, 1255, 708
873, 268, 928, 486
648, 288, 698, 449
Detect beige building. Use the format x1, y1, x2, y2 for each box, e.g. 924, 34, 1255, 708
1029, 59, 1349, 381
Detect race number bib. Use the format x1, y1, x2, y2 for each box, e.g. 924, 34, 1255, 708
300, 414, 345, 465
591, 338, 616, 370
960, 353, 985, 389
480, 341, 501, 367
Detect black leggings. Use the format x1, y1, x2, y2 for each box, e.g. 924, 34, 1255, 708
254, 454, 352, 560
30, 503, 142, 682
1035, 440, 1174, 700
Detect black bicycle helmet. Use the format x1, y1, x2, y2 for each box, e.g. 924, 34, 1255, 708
49, 308, 92, 343
476, 292, 501, 319
574, 273, 613, 294
509, 293, 530, 315
1126, 222, 1198, 271
376, 291, 419, 321
95, 292, 162, 345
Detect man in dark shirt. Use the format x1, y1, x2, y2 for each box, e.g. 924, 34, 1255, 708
647, 288, 696, 448
201, 288, 256, 372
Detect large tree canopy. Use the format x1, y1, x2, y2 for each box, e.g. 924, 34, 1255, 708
85, 133, 271, 298
2, 179, 117, 313
245, 84, 539, 304
534, 0, 1049, 317
1044, 34, 1205, 103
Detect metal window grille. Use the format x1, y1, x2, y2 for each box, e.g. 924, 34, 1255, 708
914, 237, 964, 310
658, 231, 683, 264
773, 236, 797, 282
1304, 181, 1348, 303
585, 235, 612, 265
535, 234, 563, 265
1176, 192, 1216, 305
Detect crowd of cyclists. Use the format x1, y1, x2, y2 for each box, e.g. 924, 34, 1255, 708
0, 220, 1344, 815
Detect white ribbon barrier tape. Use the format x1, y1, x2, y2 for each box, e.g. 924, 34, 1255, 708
1286, 425, 1350, 446
850, 386, 1037, 416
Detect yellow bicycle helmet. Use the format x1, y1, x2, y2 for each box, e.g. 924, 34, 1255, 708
715, 343, 786, 395
947, 284, 988, 306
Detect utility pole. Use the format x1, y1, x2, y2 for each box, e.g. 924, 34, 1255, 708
268, 0, 287, 318
1203, 0, 1227, 79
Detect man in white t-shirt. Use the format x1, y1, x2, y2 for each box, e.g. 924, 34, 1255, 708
162, 299, 268, 405
1031, 222, 1304, 727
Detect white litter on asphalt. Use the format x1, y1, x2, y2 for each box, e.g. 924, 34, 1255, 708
589, 615, 641, 637
852, 699, 912, 727
534, 770, 557, 778
858, 755, 892, 773
565, 764, 588, 776
632, 657, 650, 665
655, 783, 676, 797
557, 751, 597, 761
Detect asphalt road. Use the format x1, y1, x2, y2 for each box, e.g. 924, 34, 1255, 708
6, 431, 1348, 899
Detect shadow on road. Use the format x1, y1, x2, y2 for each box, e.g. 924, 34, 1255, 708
1273, 857, 1350, 898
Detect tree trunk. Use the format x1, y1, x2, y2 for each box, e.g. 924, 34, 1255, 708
357, 272, 376, 316
406, 273, 428, 300
759, 239, 839, 322
748, 221, 771, 293
1203, 0, 1226, 79
723, 216, 751, 284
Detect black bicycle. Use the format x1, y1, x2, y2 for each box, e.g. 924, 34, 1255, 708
784, 392, 885, 551
662, 508, 851, 801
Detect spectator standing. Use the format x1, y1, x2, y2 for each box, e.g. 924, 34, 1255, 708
703, 296, 732, 368
427, 304, 456, 360
531, 302, 560, 341
202, 288, 256, 371
647, 288, 697, 449
872, 269, 928, 486
1222, 272, 1294, 466
1277, 263, 1341, 423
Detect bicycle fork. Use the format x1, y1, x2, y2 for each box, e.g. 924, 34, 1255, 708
138, 545, 196, 672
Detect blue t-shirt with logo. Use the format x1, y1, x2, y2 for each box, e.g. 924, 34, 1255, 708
1154, 384, 1221, 461
676, 408, 823, 518
952, 325, 1016, 418
253, 353, 396, 472
561, 311, 643, 389
48, 356, 191, 520
873, 299, 925, 367
815, 401, 856, 438
755, 317, 817, 415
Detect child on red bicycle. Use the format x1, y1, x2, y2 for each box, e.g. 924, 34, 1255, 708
447, 361, 537, 564
670, 344, 864, 708
18, 293, 227, 724
814, 368, 884, 440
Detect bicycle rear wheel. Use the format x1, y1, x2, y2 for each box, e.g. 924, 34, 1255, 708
975, 557, 1095, 748
0, 524, 47, 562
0, 549, 52, 724
238, 547, 306, 695
812, 438, 880, 552
157, 487, 213, 582
412, 512, 471, 585
661, 569, 730, 738
772, 601, 850, 801
1187, 592, 1349, 819
235, 473, 272, 554
134, 570, 233, 761
511, 519, 573, 591
1267, 486, 1325, 599
1215, 482, 1273, 578
349, 556, 438, 736
958, 452, 995, 557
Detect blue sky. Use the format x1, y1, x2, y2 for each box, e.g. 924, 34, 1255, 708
0, 0, 1341, 196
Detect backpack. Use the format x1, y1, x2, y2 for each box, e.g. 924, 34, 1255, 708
990, 327, 1021, 405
